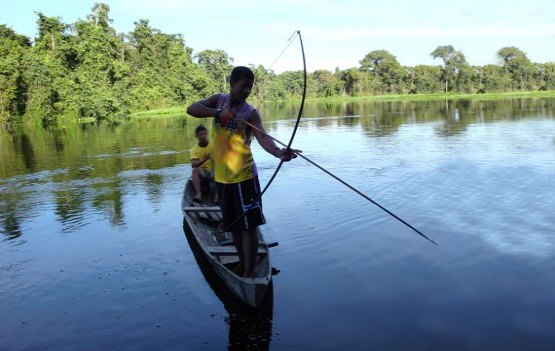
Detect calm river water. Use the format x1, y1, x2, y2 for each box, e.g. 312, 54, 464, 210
1, 98, 554, 350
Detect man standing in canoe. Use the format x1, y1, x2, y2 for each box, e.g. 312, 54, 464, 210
186, 66, 299, 278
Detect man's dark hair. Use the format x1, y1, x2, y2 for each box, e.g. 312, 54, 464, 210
195, 125, 207, 136
230, 66, 255, 83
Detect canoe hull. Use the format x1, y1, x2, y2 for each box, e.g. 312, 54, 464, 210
181, 179, 271, 307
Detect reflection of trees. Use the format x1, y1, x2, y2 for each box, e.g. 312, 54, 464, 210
434, 100, 469, 137
0, 117, 199, 237
316, 117, 334, 128
1, 184, 39, 240
145, 173, 163, 206
92, 178, 125, 227
343, 101, 355, 116
0, 199, 23, 239
256, 98, 555, 136
17, 132, 37, 171
54, 189, 86, 232
52, 129, 65, 155
358, 101, 406, 137
225, 96, 555, 138
259, 100, 359, 121
430, 98, 555, 137
1, 99, 554, 237
360, 114, 402, 137
339, 116, 360, 127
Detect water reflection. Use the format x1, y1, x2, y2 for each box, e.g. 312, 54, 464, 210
54, 188, 86, 233
0, 189, 34, 240
0, 97, 554, 350
1, 206, 23, 239
91, 182, 126, 227
259, 97, 555, 124
182, 219, 274, 350
18, 133, 37, 172
0, 98, 554, 240
145, 173, 164, 206
52, 129, 65, 154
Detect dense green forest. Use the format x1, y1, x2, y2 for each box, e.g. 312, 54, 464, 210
1, 3, 554, 126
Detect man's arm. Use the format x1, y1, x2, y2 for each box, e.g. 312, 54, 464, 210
250, 110, 300, 161
186, 94, 220, 118
187, 94, 237, 123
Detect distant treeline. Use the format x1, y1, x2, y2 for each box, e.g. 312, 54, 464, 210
1, 3, 554, 125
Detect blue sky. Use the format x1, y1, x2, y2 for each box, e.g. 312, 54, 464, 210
2, 0, 554, 72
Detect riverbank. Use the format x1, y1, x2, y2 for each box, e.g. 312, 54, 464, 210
130, 90, 555, 118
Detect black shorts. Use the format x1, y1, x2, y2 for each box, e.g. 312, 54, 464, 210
216, 177, 266, 232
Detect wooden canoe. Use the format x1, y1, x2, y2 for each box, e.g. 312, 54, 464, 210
181, 179, 272, 307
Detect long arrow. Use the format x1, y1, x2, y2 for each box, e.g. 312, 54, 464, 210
241, 119, 438, 246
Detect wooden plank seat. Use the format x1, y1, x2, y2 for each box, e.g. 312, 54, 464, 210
207, 246, 268, 256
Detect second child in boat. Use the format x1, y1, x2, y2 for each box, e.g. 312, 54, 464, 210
190, 125, 217, 203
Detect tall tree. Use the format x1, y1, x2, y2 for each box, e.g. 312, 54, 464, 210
64, 3, 130, 120
276, 71, 305, 98
36, 12, 67, 51
339, 68, 362, 96
535, 62, 555, 91
312, 69, 343, 97
497, 47, 535, 90
409, 65, 443, 94
360, 50, 405, 93
23, 13, 70, 123
248, 64, 275, 101
474, 64, 506, 93
0, 25, 30, 124
430, 45, 467, 92
166, 34, 198, 105
88, 3, 112, 28
129, 19, 197, 110
455, 64, 474, 93
195, 49, 233, 92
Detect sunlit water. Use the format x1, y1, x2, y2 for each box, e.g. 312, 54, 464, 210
1, 98, 554, 350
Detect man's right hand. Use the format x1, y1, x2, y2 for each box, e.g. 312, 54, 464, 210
217, 109, 237, 127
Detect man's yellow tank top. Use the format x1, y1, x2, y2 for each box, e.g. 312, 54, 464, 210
213, 94, 258, 184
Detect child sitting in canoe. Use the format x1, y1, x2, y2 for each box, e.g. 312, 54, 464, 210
190, 125, 217, 203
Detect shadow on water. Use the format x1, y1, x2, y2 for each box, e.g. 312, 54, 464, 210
182, 218, 274, 351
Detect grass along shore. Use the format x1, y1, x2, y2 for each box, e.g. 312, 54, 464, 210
130, 90, 555, 118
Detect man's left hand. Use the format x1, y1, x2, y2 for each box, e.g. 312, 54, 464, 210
276, 148, 301, 162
